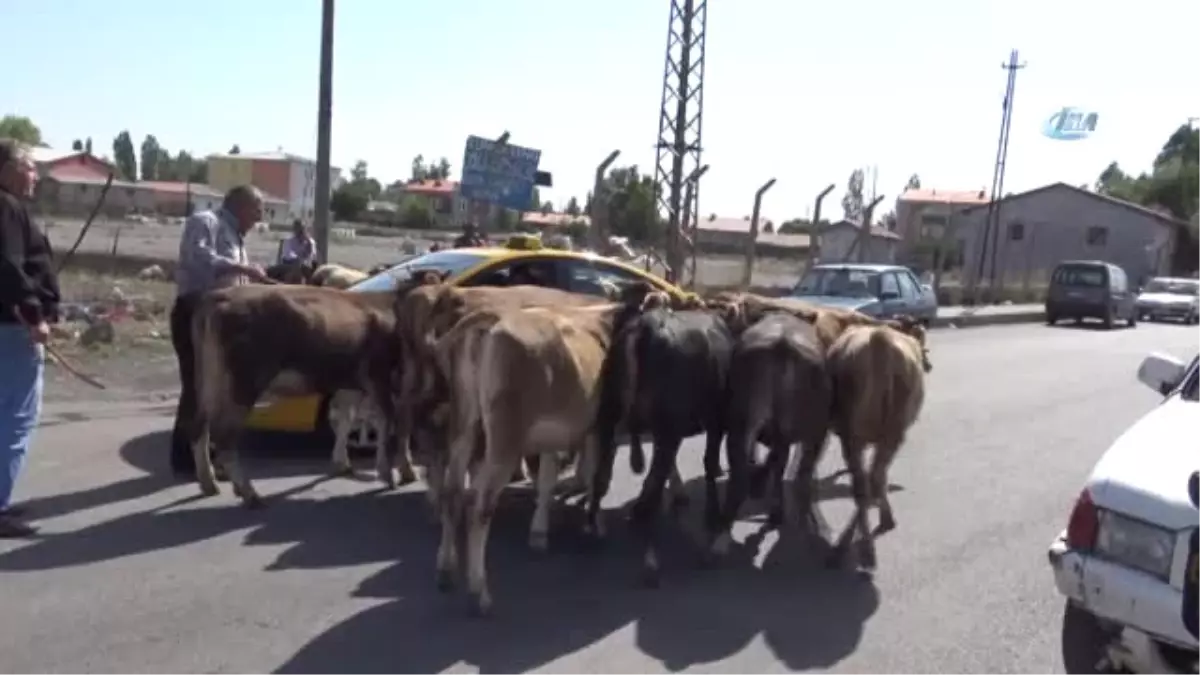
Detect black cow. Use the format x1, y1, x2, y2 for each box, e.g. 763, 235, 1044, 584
714, 311, 833, 557
591, 304, 736, 585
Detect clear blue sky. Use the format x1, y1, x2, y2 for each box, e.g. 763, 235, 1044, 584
6, 0, 1197, 221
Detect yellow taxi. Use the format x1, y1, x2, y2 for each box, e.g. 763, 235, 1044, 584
244, 235, 687, 439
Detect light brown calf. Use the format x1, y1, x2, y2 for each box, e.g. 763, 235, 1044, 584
433, 292, 661, 615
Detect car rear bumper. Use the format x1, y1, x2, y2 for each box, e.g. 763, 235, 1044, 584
1048, 531, 1198, 671
1138, 304, 1194, 320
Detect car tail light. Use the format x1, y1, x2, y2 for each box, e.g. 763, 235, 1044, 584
1066, 488, 1099, 550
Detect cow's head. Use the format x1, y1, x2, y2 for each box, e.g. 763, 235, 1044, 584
885, 314, 932, 373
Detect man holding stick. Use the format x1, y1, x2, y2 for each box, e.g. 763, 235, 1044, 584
169, 185, 269, 479
0, 139, 60, 538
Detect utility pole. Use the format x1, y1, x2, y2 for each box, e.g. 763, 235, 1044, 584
312, 0, 335, 264
652, 0, 708, 284
970, 49, 1025, 303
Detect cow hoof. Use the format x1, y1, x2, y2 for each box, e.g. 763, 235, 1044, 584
467, 592, 493, 618
528, 531, 549, 552
380, 471, 398, 491
857, 541, 878, 571
641, 549, 661, 587
668, 494, 690, 516
330, 462, 354, 477
709, 533, 732, 558
767, 508, 784, 529
435, 568, 456, 592
198, 482, 220, 497
874, 513, 897, 536
399, 468, 418, 486
241, 494, 266, 510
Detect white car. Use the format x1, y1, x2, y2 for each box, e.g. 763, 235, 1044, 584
1048, 351, 1199, 673
1135, 277, 1200, 324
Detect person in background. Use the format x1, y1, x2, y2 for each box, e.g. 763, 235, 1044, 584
169, 185, 269, 480
280, 219, 317, 266
0, 139, 60, 538
453, 222, 485, 249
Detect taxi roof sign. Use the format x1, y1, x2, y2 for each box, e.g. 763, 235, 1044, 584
504, 233, 543, 251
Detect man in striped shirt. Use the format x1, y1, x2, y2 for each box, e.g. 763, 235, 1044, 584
169, 185, 269, 478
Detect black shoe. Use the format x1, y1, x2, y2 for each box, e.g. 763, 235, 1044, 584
0, 504, 28, 518
0, 514, 38, 538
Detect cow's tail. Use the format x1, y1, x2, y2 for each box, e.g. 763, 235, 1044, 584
857, 328, 899, 432
189, 301, 227, 477
621, 323, 646, 474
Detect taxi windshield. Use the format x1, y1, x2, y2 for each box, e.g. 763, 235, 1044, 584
350, 250, 489, 292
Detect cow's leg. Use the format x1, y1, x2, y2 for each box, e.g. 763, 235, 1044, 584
702, 427, 725, 538
191, 415, 219, 497
209, 407, 262, 508
528, 450, 559, 552
328, 393, 354, 476
870, 439, 902, 536
465, 451, 520, 617
790, 434, 832, 540
631, 434, 682, 587
435, 424, 474, 591
710, 425, 754, 558
663, 461, 687, 515
830, 437, 874, 570
761, 440, 792, 528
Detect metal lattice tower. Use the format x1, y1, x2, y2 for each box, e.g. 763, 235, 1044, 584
652, 0, 707, 283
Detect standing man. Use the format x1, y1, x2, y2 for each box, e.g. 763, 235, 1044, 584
169, 185, 269, 479
0, 139, 60, 538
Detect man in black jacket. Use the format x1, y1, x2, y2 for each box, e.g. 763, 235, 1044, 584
0, 139, 60, 538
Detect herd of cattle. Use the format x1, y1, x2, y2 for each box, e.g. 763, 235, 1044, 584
183, 267, 933, 616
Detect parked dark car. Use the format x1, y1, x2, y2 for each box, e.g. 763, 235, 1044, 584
1045, 260, 1137, 329
790, 263, 939, 323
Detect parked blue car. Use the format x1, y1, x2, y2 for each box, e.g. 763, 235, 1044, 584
790, 263, 939, 324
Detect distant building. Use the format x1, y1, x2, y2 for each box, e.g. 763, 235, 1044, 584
895, 187, 990, 261
30, 148, 287, 222
954, 182, 1184, 288
206, 150, 342, 224
818, 220, 901, 264
396, 178, 468, 228
694, 214, 810, 256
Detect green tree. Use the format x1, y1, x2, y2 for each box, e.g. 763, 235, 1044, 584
139, 134, 162, 180
905, 173, 922, 190
601, 165, 661, 243
349, 160, 382, 199
229, 144, 241, 155
397, 195, 435, 229
427, 157, 451, 180
564, 196, 581, 216
841, 168, 865, 222
111, 131, 137, 181
493, 208, 516, 232
410, 154, 427, 182
330, 185, 368, 221
528, 186, 542, 211
84, 137, 93, 154
71, 139, 84, 152
0, 115, 42, 146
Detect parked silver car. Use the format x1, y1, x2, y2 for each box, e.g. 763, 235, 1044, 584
1136, 277, 1200, 324
790, 263, 939, 323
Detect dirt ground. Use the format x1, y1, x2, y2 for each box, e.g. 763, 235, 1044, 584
45, 269, 180, 405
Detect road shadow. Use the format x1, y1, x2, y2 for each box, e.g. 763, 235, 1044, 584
275, 475, 878, 673
16, 430, 178, 522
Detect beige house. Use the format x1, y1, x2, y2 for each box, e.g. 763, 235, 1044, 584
895, 188, 990, 261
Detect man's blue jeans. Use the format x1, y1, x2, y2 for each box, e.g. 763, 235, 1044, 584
0, 323, 44, 511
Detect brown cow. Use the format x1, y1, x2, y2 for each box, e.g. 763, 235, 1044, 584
803, 322, 928, 572
188, 283, 414, 506
433, 288, 663, 615
393, 279, 622, 507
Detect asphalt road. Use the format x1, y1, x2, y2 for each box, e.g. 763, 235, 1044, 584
2, 321, 1196, 674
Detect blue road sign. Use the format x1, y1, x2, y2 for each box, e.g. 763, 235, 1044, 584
1042, 107, 1100, 141
459, 135, 542, 212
